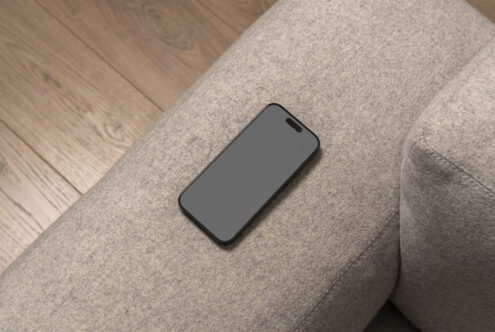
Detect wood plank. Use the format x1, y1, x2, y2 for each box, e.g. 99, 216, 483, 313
467, 0, 495, 23
0, 120, 80, 272
198, 0, 277, 34
37, 0, 278, 111
0, 0, 163, 193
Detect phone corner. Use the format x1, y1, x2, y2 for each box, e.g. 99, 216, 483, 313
265, 103, 287, 113
203, 229, 237, 246
177, 191, 187, 211
312, 133, 321, 152
266, 102, 284, 109
213, 236, 235, 246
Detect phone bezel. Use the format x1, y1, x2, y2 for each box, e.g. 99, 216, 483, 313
178, 103, 320, 245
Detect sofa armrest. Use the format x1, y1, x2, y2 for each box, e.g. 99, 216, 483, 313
392, 39, 495, 331
0, 0, 493, 331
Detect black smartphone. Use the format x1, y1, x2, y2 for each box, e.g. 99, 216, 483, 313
179, 103, 319, 244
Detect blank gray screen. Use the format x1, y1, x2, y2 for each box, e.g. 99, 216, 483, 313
179, 104, 318, 243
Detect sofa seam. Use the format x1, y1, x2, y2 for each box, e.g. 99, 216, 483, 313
293, 211, 399, 331
417, 125, 495, 199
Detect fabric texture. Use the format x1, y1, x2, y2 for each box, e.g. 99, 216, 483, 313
364, 302, 419, 332
0, 0, 493, 331
392, 39, 495, 331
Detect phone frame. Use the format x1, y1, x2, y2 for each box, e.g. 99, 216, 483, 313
178, 103, 320, 245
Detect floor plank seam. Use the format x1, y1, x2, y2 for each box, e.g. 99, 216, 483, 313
34, 0, 166, 116
0, 118, 82, 196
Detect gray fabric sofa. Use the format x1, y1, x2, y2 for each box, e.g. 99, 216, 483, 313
0, 0, 494, 331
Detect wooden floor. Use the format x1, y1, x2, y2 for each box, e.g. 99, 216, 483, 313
468, 0, 495, 23
0, 0, 276, 272
0, 0, 494, 274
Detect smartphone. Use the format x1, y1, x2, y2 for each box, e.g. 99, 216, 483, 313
179, 103, 319, 244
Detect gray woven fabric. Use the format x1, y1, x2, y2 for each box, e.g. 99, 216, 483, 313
392, 39, 495, 331
364, 302, 419, 332
0, 0, 493, 331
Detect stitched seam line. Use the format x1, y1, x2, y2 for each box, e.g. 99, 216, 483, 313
293, 211, 399, 331
419, 125, 495, 199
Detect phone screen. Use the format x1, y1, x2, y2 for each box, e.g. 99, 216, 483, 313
179, 104, 319, 244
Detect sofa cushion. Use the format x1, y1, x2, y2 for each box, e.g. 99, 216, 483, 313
0, 0, 493, 331
392, 39, 495, 331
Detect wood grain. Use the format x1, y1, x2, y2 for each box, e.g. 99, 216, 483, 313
198, 0, 277, 34
38, 0, 278, 111
0, 0, 275, 273
0, 120, 80, 271
0, 0, 162, 193
467, 0, 495, 23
